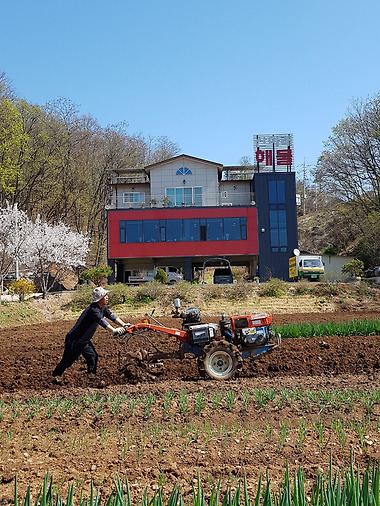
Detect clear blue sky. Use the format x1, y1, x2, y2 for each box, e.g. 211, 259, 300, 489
2, 0, 379, 174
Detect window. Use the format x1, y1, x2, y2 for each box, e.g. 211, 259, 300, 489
268, 181, 285, 204
207, 219, 223, 241
269, 210, 287, 251
143, 220, 159, 242
167, 220, 182, 242
123, 192, 145, 204
224, 217, 240, 240
183, 220, 200, 241
268, 180, 287, 253
165, 187, 202, 207
176, 167, 192, 175
120, 220, 143, 243
119, 217, 248, 243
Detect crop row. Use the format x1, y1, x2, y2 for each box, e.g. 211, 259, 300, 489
14, 457, 380, 506
1, 387, 380, 422
272, 318, 380, 339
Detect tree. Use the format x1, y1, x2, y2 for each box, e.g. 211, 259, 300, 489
318, 95, 380, 210
0, 71, 16, 100
316, 95, 380, 266
0, 98, 29, 199
24, 217, 89, 298
79, 265, 113, 286
342, 258, 364, 277
0, 202, 32, 298
145, 135, 180, 165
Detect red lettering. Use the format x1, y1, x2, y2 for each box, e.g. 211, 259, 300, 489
276, 148, 292, 166
255, 149, 264, 163
265, 150, 273, 165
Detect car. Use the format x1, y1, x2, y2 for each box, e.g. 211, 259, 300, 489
213, 267, 233, 284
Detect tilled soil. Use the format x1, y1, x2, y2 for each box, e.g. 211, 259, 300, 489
0, 310, 379, 502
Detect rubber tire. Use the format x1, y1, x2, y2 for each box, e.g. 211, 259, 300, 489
198, 340, 242, 380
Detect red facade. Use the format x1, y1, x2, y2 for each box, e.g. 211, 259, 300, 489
108, 206, 258, 259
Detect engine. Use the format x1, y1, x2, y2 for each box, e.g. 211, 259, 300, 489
219, 312, 273, 348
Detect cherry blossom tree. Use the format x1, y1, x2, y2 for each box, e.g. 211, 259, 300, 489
0, 202, 32, 297
24, 217, 90, 298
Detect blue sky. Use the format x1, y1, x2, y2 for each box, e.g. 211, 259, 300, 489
1, 0, 379, 174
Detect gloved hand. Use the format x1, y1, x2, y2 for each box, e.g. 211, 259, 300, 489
113, 327, 126, 337
123, 322, 132, 328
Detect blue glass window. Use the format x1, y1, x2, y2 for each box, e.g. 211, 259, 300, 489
165, 187, 202, 206
183, 219, 200, 241
166, 188, 175, 207
207, 219, 223, 241
125, 220, 143, 243
167, 220, 182, 242
268, 180, 285, 204
176, 167, 192, 175
224, 218, 241, 240
143, 220, 159, 242
119, 217, 248, 243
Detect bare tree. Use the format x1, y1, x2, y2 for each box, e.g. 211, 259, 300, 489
316, 94, 380, 266
317, 95, 380, 213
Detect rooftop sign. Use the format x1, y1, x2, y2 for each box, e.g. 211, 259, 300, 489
253, 134, 294, 172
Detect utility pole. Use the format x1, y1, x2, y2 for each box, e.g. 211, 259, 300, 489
303, 159, 307, 216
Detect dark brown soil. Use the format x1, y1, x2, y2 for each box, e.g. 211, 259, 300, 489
0, 310, 379, 502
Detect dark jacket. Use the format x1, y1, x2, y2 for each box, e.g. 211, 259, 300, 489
66, 302, 117, 344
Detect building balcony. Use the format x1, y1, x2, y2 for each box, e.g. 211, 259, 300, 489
107, 192, 256, 210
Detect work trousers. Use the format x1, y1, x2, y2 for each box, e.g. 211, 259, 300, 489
52, 335, 98, 376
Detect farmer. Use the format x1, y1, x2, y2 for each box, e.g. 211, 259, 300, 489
52, 286, 130, 381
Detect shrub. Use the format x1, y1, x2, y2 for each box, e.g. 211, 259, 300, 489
322, 244, 339, 255
70, 284, 93, 310
135, 281, 167, 302
107, 283, 133, 306
8, 278, 35, 301
223, 283, 254, 301
155, 268, 168, 284
79, 266, 113, 286
258, 278, 287, 297
342, 259, 364, 277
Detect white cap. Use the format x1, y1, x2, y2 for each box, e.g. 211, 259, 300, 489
92, 286, 109, 303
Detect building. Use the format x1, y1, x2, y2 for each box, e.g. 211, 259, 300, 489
107, 152, 298, 283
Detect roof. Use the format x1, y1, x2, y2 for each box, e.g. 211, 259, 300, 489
144, 154, 223, 173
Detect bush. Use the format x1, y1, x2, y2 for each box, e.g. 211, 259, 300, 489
107, 283, 133, 306
258, 278, 287, 297
154, 268, 168, 284
8, 278, 35, 301
79, 266, 113, 286
321, 244, 339, 255
135, 281, 167, 302
70, 284, 93, 310
342, 258, 364, 277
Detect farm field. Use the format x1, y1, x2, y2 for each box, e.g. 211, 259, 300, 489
0, 305, 379, 502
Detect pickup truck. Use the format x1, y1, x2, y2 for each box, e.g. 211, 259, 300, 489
127, 266, 183, 284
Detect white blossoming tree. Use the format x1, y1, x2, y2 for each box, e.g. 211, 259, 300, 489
0, 202, 32, 297
24, 217, 90, 298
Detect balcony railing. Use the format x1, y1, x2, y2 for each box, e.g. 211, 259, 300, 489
111, 174, 149, 184
107, 192, 256, 209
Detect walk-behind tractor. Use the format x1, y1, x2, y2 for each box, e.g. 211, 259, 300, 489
119, 299, 281, 380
